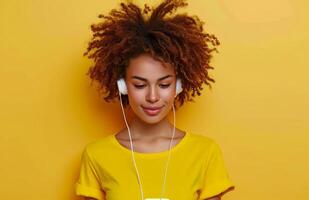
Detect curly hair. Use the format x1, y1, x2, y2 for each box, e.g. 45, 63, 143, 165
84, 0, 220, 109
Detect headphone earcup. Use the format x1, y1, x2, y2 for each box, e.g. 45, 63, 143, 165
175, 78, 183, 97
117, 78, 128, 95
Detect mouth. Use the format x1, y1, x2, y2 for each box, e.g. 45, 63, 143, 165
141, 106, 164, 116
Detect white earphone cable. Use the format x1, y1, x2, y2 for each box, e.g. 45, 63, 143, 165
119, 94, 176, 200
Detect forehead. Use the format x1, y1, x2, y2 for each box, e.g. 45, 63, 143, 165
126, 54, 175, 79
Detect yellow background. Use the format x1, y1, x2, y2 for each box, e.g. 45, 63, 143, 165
0, 0, 308, 199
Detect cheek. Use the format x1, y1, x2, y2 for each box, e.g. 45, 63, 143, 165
160, 88, 176, 102
128, 90, 144, 104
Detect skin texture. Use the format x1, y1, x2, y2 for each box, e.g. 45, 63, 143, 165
115, 53, 186, 153
126, 53, 176, 127
205, 196, 221, 200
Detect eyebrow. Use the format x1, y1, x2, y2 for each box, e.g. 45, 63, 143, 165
131, 75, 173, 82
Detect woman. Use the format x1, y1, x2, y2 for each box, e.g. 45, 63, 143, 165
75, 0, 235, 200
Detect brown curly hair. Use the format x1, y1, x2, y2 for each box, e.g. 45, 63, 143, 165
84, 0, 220, 109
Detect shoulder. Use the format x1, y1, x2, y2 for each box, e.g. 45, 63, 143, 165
83, 134, 114, 156
188, 132, 222, 156
189, 132, 217, 147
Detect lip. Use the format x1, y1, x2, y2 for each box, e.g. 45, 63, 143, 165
142, 106, 164, 116
142, 106, 164, 110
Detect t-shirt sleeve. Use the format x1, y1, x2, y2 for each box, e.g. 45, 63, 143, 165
199, 141, 235, 199
75, 146, 106, 200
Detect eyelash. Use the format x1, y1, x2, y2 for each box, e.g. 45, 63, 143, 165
134, 84, 171, 89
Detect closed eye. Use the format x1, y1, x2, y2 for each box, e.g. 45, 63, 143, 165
134, 84, 145, 89
133, 84, 171, 89
160, 84, 171, 88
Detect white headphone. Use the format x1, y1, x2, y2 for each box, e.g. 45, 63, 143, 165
117, 78, 183, 97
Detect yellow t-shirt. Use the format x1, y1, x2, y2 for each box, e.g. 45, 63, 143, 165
75, 132, 235, 200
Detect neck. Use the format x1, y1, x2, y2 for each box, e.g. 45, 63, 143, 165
128, 116, 174, 140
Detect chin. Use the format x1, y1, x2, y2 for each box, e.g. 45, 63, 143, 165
141, 113, 163, 124
138, 109, 165, 124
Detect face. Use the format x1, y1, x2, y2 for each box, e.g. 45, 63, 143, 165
125, 53, 177, 124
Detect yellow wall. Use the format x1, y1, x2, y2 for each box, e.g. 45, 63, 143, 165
1, 0, 308, 199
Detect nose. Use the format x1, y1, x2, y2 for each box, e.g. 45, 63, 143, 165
146, 85, 159, 103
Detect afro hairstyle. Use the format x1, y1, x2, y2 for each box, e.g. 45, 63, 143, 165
84, 0, 220, 109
